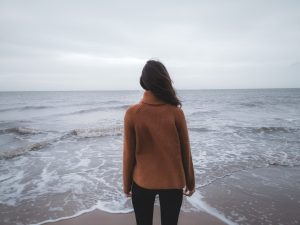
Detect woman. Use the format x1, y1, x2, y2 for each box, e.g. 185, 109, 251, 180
123, 59, 195, 225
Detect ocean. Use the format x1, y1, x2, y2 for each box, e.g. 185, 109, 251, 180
0, 89, 299, 225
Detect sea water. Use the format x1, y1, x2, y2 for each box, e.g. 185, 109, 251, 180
0, 89, 299, 225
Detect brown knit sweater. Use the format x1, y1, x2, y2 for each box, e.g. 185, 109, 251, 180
122, 90, 195, 194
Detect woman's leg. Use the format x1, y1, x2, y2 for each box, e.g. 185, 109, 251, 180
158, 188, 183, 225
131, 181, 157, 225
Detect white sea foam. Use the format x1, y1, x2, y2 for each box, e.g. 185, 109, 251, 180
95, 199, 133, 213
30, 205, 99, 225
187, 191, 238, 225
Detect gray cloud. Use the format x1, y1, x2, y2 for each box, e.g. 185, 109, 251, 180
0, 0, 299, 91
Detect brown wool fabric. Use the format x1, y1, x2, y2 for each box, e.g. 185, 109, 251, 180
122, 90, 195, 194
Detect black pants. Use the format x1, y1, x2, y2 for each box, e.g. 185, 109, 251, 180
131, 181, 183, 225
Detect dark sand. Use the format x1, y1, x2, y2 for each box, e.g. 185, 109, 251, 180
43, 206, 226, 225
200, 166, 300, 225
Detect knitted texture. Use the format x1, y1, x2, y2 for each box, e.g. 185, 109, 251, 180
123, 90, 195, 194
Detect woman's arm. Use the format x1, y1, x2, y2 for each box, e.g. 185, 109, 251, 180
175, 107, 195, 192
123, 108, 136, 195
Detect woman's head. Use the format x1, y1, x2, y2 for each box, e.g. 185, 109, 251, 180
140, 60, 182, 107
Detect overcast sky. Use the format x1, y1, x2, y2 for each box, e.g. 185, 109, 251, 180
0, 0, 299, 91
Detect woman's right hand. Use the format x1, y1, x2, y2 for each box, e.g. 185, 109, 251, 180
183, 187, 195, 196
125, 191, 132, 198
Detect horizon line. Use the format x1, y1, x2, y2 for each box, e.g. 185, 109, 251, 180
0, 87, 299, 92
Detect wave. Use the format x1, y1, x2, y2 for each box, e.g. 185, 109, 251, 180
65, 104, 131, 115
0, 126, 124, 160
266, 155, 300, 167
66, 100, 124, 107
190, 127, 212, 132
69, 126, 123, 138
253, 126, 299, 133
190, 110, 219, 116
227, 125, 299, 134
0, 127, 44, 135
103, 100, 123, 104
0, 105, 53, 112
0, 140, 50, 160
109, 104, 131, 110
68, 106, 106, 115
267, 161, 291, 167
239, 101, 265, 107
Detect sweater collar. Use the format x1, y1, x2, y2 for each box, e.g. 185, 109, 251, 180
140, 90, 167, 105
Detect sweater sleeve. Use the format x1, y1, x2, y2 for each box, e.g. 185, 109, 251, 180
175, 107, 195, 191
122, 108, 136, 194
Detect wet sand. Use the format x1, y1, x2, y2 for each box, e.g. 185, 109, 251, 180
2, 166, 299, 225
200, 166, 300, 225
43, 207, 226, 225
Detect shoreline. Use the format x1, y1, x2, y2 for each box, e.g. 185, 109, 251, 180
42, 207, 226, 225
2, 166, 298, 225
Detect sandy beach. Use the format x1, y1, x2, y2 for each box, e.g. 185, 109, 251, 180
43, 207, 226, 225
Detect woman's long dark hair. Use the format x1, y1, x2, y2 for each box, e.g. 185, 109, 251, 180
140, 60, 182, 107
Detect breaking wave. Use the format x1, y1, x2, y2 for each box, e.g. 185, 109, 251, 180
0, 126, 124, 160
0, 127, 44, 135
69, 126, 123, 138
63, 104, 131, 115
0, 141, 50, 160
